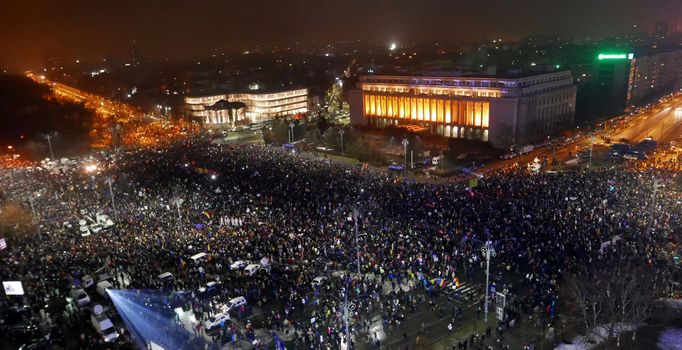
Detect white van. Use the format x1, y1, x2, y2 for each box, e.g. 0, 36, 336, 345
190, 252, 208, 265
96, 280, 113, 298
91, 309, 119, 343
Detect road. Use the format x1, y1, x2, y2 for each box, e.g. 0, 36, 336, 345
483, 94, 682, 174
26, 73, 142, 122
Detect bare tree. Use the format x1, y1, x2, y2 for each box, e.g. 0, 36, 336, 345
569, 259, 660, 347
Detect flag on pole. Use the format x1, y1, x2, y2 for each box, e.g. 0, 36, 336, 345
273, 332, 286, 350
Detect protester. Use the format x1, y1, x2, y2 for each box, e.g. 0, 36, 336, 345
0, 136, 680, 349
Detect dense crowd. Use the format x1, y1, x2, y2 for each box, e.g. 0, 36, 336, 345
0, 136, 681, 349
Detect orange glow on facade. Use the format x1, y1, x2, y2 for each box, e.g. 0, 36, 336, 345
361, 94, 490, 140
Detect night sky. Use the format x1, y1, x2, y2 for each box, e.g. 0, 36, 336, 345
0, 0, 679, 69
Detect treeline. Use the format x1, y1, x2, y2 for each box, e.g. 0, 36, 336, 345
0, 74, 95, 145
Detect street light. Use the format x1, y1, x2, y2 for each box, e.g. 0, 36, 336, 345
401, 138, 409, 166
45, 134, 55, 160
173, 197, 184, 232
288, 122, 295, 143
339, 129, 345, 156
462, 230, 516, 322
105, 177, 117, 219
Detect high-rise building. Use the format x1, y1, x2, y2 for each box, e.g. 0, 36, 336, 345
348, 72, 576, 147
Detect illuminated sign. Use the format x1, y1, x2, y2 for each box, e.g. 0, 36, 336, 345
598, 53, 634, 60
3, 281, 24, 295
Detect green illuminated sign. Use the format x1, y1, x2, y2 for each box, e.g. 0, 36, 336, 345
598, 53, 634, 60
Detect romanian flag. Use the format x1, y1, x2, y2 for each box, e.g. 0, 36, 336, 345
202, 211, 212, 219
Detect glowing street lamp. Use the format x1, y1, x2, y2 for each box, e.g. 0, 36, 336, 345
462, 230, 516, 323
338, 129, 345, 156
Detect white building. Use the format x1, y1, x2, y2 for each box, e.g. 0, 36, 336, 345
349, 72, 576, 147
185, 88, 308, 126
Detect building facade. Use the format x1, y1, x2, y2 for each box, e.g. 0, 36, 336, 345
628, 50, 682, 106
349, 72, 576, 147
185, 88, 308, 126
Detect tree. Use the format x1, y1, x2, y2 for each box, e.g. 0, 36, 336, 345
316, 113, 331, 134
569, 259, 661, 347
262, 118, 290, 144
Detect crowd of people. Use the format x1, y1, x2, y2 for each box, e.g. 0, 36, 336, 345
0, 136, 681, 349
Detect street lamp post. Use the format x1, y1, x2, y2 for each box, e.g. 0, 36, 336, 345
482, 241, 495, 323
339, 129, 345, 156
589, 136, 595, 170
650, 178, 663, 232
401, 138, 409, 166
45, 134, 55, 160
27, 194, 37, 222
464, 231, 516, 323
338, 280, 355, 350
289, 122, 295, 143
353, 209, 361, 275
105, 177, 117, 219
174, 197, 184, 232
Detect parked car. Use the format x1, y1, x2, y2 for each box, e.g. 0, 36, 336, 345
312, 276, 328, 287
244, 264, 261, 276
70, 288, 91, 306
226, 296, 247, 312
81, 275, 95, 289
204, 313, 230, 331
91, 311, 119, 343
198, 281, 220, 299
158, 272, 174, 286
96, 281, 113, 298
230, 260, 249, 270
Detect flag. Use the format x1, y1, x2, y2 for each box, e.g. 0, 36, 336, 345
469, 178, 478, 188
202, 211, 212, 219
179, 258, 186, 269
273, 332, 286, 350
0, 238, 6, 250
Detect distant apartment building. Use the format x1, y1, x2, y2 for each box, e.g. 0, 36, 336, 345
627, 50, 682, 106
348, 72, 576, 147
185, 87, 308, 126
575, 50, 682, 120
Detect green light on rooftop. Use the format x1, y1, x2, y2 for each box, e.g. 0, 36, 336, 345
598, 53, 634, 60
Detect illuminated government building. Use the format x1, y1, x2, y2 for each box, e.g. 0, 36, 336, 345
185, 87, 308, 126
349, 72, 576, 147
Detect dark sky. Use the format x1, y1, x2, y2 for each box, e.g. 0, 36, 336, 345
0, 0, 679, 70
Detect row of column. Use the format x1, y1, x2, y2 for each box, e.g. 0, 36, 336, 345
363, 94, 490, 128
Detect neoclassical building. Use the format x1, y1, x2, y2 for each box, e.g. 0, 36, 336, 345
349, 72, 576, 147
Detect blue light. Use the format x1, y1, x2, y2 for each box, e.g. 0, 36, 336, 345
108, 289, 212, 350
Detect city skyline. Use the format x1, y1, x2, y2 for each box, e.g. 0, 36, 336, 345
1, 0, 681, 70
